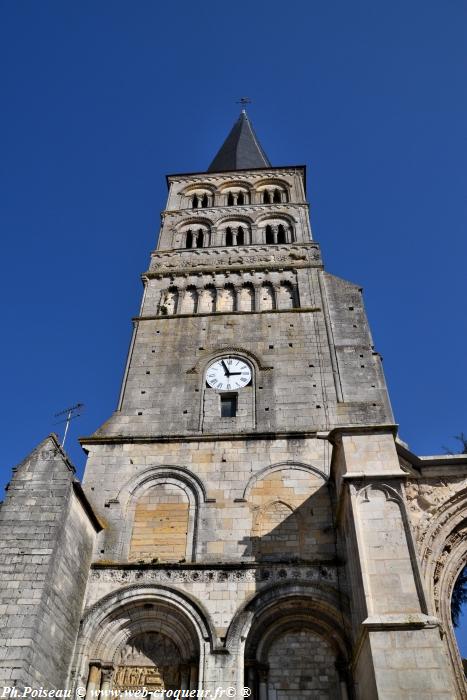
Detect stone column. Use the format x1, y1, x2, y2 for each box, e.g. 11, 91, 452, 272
209, 226, 220, 247
100, 665, 114, 694
180, 665, 190, 691
85, 662, 101, 700
246, 665, 257, 697
189, 662, 199, 691
258, 668, 268, 700
272, 284, 281, 310
252, 284, 262, 312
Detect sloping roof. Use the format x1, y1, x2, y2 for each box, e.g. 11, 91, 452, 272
208, 111, 271, 172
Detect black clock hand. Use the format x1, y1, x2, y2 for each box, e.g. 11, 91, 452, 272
221, 360, 231, 376
229, 371, 243, 375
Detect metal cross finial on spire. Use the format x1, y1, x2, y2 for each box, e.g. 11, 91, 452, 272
236, 97, 252, 113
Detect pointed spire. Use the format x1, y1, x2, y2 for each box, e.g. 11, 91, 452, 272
208, 111, 271, 172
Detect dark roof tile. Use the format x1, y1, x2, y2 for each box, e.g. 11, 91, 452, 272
208, 111, 271, 172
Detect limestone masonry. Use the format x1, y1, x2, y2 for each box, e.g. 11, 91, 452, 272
1, 112, 467, 699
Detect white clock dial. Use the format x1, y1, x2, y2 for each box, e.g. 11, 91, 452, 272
206, 357, 252, 391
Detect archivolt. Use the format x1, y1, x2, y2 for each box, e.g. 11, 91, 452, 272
242, 461, 328, 500
418, 486, 467, 699
225, 581, 350, 659
73, 584, 216, 690
112, 465, 208, 507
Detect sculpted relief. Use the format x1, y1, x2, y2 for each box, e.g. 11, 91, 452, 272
404, 477, 467, 541
148, 245, 320, 275
113, 632, 182, 691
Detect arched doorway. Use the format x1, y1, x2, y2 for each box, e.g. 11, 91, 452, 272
413, 485, 467, 699
242, 589, 351, 700
75, 586, 211, 695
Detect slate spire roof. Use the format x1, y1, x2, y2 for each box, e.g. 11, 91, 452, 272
208, 110, 271, 172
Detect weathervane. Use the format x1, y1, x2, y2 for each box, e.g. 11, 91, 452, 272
236, 97, 252, 112
54, 402, 84, 448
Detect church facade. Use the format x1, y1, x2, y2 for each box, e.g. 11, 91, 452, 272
1, 112, 467, 699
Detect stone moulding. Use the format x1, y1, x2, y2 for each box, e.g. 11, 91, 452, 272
147, 260, 320, 277
242, 460, 329, 500
133, 307, 321, 321
87, 563, 340, 590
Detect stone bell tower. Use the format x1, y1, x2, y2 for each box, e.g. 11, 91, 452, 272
2, 111, 465, 699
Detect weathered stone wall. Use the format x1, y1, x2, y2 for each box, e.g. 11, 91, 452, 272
97, 274, 391, 439
83, 564, 341, 634
267, 629, 340, 700
0, 436, 99, 689
81, 437, 334, 565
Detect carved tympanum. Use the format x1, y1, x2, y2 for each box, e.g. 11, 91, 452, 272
113, 632, 182, 691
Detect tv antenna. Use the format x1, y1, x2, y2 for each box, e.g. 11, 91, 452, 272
54, 402, 84, 449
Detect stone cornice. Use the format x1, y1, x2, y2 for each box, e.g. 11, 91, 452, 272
145, 261, 321, 278
79, 429, 322, 447
162, 202, 310, 218
395, 440, 467, 472
90, 560, 340, 571
327, 424, 399, 446
166, 164, 307, 184
132, 307, 321, 322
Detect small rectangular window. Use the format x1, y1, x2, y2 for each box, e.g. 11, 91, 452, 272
220, 393, 237, 418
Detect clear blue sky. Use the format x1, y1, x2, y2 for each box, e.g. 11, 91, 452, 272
1, 0, 466, 651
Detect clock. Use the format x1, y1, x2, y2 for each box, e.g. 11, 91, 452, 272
206, 357, 252, 391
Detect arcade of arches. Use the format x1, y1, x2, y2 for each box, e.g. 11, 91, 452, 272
78, 588, 350, 700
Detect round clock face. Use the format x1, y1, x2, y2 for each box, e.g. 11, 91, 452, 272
206, 357, 252, 391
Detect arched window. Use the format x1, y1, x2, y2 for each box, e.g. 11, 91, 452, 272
277, 282, 295, 309
225, 227, 233, 246
192, 194, 198, 209
180, 287, 198, 314
273, 188, 281, 203
265, 225, 274, 244
238, 285, 254, 311
277, 224, 286, 244
201, 194, 208, 208
237, 226, 245, 245
198, 287, 216, 313
186, 229, 193, 249
263, 190, 271, 204
260, 283, 275, 311
217, 286, 235, 312
129, 482, 190, 562
227, 192, 234, 206
196, 229, 203, 248
237, 192, 244, 205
